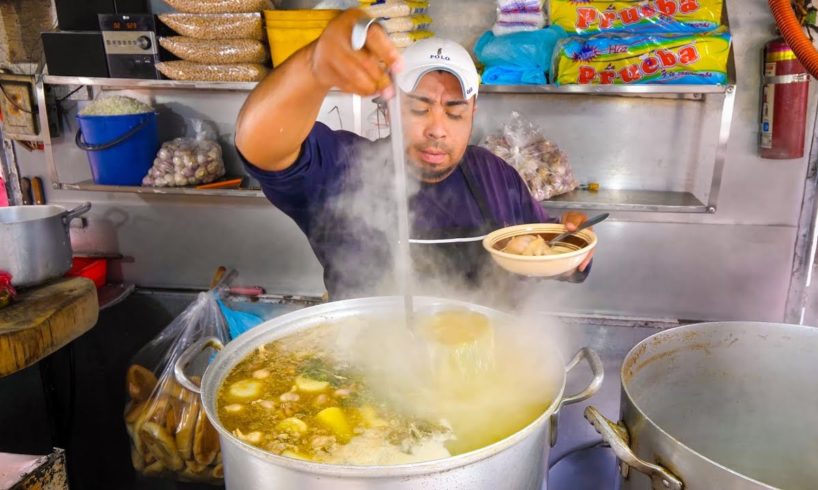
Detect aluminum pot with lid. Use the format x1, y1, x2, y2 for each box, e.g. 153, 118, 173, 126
585, 321, 818, 490
176, 296, 604, 490
0, 202, 91, 288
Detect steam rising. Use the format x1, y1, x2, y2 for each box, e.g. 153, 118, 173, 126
309, 125, 582, 452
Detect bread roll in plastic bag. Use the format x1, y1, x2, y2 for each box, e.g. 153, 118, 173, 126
481, 112, 578, 201
124, 292, 229, 483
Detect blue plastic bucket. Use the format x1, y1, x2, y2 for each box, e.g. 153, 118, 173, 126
75, 112, 159, 186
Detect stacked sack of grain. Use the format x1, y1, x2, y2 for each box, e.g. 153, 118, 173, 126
361, 1, 433, 49
156, 0, 273, 82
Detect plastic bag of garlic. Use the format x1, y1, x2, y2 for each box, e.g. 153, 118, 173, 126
142, 120, 226, 187
481, 111, 579, 201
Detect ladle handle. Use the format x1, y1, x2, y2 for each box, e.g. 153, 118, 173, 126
351, 17, 382, 51
584, 406, 684, 490
174, 336, 224, 395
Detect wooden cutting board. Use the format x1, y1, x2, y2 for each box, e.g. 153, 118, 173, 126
0, 277, 99, 378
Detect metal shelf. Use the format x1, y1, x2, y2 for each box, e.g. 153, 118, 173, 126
57, 180, 266, 198
43, 75, 258, 92
42, 75, 729, 97
57, 180, 706, 213
37, 63, 737, 213
542, 189, 709, 213
480, 84, 729, 95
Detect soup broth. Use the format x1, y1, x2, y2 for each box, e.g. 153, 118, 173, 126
217, 311, 560, 465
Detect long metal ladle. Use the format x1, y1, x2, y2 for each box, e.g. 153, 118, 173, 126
351, 18, 414, 324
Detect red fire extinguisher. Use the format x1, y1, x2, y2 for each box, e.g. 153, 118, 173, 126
760, 37, 811, 159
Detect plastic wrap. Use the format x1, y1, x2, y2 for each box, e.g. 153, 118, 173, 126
548, 0, 723, 35
481, 112, 578, 201
389, 30, 434, 48
553, 31, 731, 85
493, 0, 546, 36
158, 13, 264, 41
314, 0, 359, 7
364, 1, 430, 18
162, 0, 273, 14
143, 120, 225, 187
474, 27, 566, 85
156, 61, 269, 81
381, 15, 432, 33
160, 37, 268, 64
124, 292, 229, 483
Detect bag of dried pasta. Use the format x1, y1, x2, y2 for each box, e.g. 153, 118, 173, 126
124, 292, 228, 483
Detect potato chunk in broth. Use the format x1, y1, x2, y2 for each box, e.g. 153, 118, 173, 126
217, 311, 560, 465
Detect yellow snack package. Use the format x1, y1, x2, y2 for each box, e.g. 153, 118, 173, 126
553, 31, 731, 85
549, 0, 724, 35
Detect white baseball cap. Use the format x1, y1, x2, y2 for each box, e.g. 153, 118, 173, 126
396, 37, 480, 100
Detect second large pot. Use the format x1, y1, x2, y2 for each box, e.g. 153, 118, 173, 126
0, 202, 91, 288
586, 321, 818, 490
178, 296, 604, 490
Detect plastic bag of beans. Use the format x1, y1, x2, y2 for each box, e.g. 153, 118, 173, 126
158, 13, 265, 41
161, 0, 273, 14
156, 61, 268, 82
160, 37, 269, 64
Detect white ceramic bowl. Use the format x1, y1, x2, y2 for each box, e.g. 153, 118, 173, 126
482, 224, 597, 277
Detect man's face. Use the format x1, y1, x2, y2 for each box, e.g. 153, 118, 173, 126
400, 71, 476, 183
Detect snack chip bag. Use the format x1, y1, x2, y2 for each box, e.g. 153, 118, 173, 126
549, 0, 723, 35
553, 30, 731, 85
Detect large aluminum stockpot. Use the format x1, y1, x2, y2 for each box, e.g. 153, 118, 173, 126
176, 296, 604, 490
0, 202, 91, 287
585, 322, 818, 490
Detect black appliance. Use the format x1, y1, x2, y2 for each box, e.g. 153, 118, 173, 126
99, 14, 160, 79
54, 0, 148, 31
41, 32, 109, 77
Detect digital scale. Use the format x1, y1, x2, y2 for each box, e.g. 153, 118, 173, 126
98, 13, 160, 79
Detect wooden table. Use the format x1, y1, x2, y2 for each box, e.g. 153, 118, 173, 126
0, 449, 68, 490
0, 277, 98, 378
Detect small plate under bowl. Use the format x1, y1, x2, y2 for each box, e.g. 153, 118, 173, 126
483, 224, 597, 277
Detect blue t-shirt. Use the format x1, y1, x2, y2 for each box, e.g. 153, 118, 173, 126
243, 122, 582, 297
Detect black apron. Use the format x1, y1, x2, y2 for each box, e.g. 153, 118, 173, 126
409, 161, 501, 288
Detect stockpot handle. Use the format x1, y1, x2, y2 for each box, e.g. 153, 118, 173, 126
174, 336, 224, 395
549, 347, 605, 447
584, 406, 684, 490
62, 202, 91, 225
559, 347, 605, 408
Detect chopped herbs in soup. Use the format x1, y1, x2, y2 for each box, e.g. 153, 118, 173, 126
217, 310, 561, 465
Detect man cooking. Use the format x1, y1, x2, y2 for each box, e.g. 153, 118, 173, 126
235, 10, 592, 299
